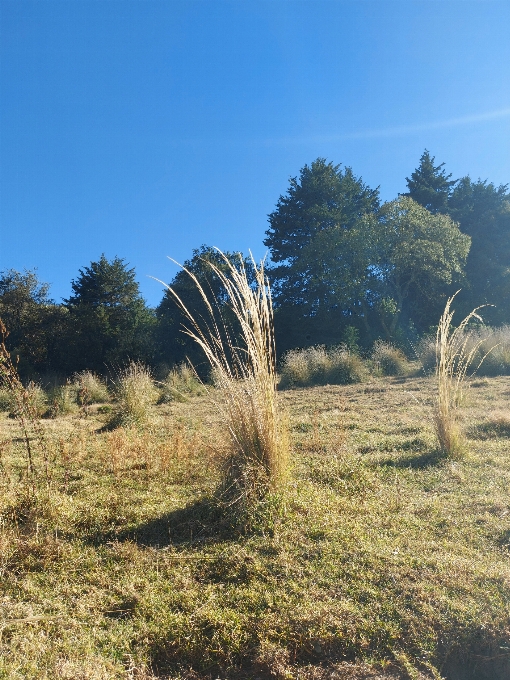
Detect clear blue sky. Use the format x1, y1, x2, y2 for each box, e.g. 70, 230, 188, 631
1, 0, 509, 307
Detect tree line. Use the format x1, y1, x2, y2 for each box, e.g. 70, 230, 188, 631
1, 150, 509, 379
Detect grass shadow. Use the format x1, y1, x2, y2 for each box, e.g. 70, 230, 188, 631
467, 420, 510, 440
378, 450, 444, 469
83, 495, 238, 548
498, 528, 510, 552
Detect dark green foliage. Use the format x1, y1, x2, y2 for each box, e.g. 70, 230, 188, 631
155, 246, 253, 377
0, 269, 65, 377
448, 177, 510, 323
404, 149, 457, 214
63, 255, 155, 373
373, 197, 471, 336
264, 158, 380, 350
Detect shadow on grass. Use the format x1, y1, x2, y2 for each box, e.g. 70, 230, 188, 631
467, 420, 510, 440
378, 450, 444, 469
83, 495, 238, 548
498, 528, 510, 551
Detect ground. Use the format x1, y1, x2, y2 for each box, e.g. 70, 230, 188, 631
0, 375, 509, 679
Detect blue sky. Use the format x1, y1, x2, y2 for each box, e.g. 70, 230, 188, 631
1, 0, 509, 307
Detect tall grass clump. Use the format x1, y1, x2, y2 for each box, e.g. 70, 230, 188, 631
109, 361, 157, 428
161, 250, 288, 526
73, 370, 110, 405
371, 340, 410, 377
279, 344, 368, 388
44, 383, 77, 418
434, 292, 494, 458
158, 363, 205, 403
0, 319, 49, 480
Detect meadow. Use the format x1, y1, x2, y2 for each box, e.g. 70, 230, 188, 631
0, 370, 509, 680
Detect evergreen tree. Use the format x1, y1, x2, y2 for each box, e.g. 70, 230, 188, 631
156, 246, 253, 375
64, 255, 155, 373
405, 150, 457, 214
0, 269, 61, 376
448, 177, 510, 322
264, 158, 380, 349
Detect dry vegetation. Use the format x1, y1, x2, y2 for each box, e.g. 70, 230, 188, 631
0, 370, 509, 679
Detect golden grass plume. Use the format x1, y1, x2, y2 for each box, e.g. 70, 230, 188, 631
160, 250, 288, 517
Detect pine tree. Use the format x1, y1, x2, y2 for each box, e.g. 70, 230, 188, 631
448, 177, 510, 322
64, 255, 154, 373
405, 150, 457, 214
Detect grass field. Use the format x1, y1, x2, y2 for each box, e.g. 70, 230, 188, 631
0, 374, 509, 679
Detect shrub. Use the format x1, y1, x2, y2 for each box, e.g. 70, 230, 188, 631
371, 341, 410, 376
109, 362, 158, 428
0, 387, 12, 412
417, 324, 510, 377
44, 384, 78, 418
279, 345, 368, 388
158, 363, 205, 403
162, 251, 288, 528
73, 371, 110, 405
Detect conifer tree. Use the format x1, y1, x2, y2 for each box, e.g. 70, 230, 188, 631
405, 150, 457, 214
64, 255, 154, 373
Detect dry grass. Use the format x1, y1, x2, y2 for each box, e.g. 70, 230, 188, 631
434, 293, 494, 458
161, 251, 288, 525
73, 370, 110, 405
416, 323, 510, 376
1, 376, 509, 678
158, 363, 205, 404
109, 362, 158, 428
371, 341, 410, 377
279, 345, 368, 388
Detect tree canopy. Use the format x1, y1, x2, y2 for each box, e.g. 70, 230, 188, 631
156, 246, 254, 375
264, 158, 380, 348
404, 149, 457, 214
373, 197, 471, 336
64, 255, 154, 373
448, 177, 510, 322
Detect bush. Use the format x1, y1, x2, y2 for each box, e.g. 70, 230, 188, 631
0, 387, 12, 412
371, 341, 410, 376
279, 345, 368, 388
158, 363, 205, 403
109, 362, 158, 428
44, 384, 78, 418
73, 371, 110, 405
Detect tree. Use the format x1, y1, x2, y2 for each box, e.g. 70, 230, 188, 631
264, 158, 380, 349
0, 269, 62, 376
156, 246, 253, 375
448, 177, 510, 323
64, 255, 155, 373
373, 197, 471, 336
404, 150, 457, 214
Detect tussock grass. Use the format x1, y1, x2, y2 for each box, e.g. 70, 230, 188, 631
73, 370, 110, 405
44, 384, 78, 418
417, 323, 510, 377
279, 344, 368, 388
161, 251, 288, 525
371, 340, 410, 377
434, 293, 494, 458
109, 362, 158, 428
158, 363, 205, 403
